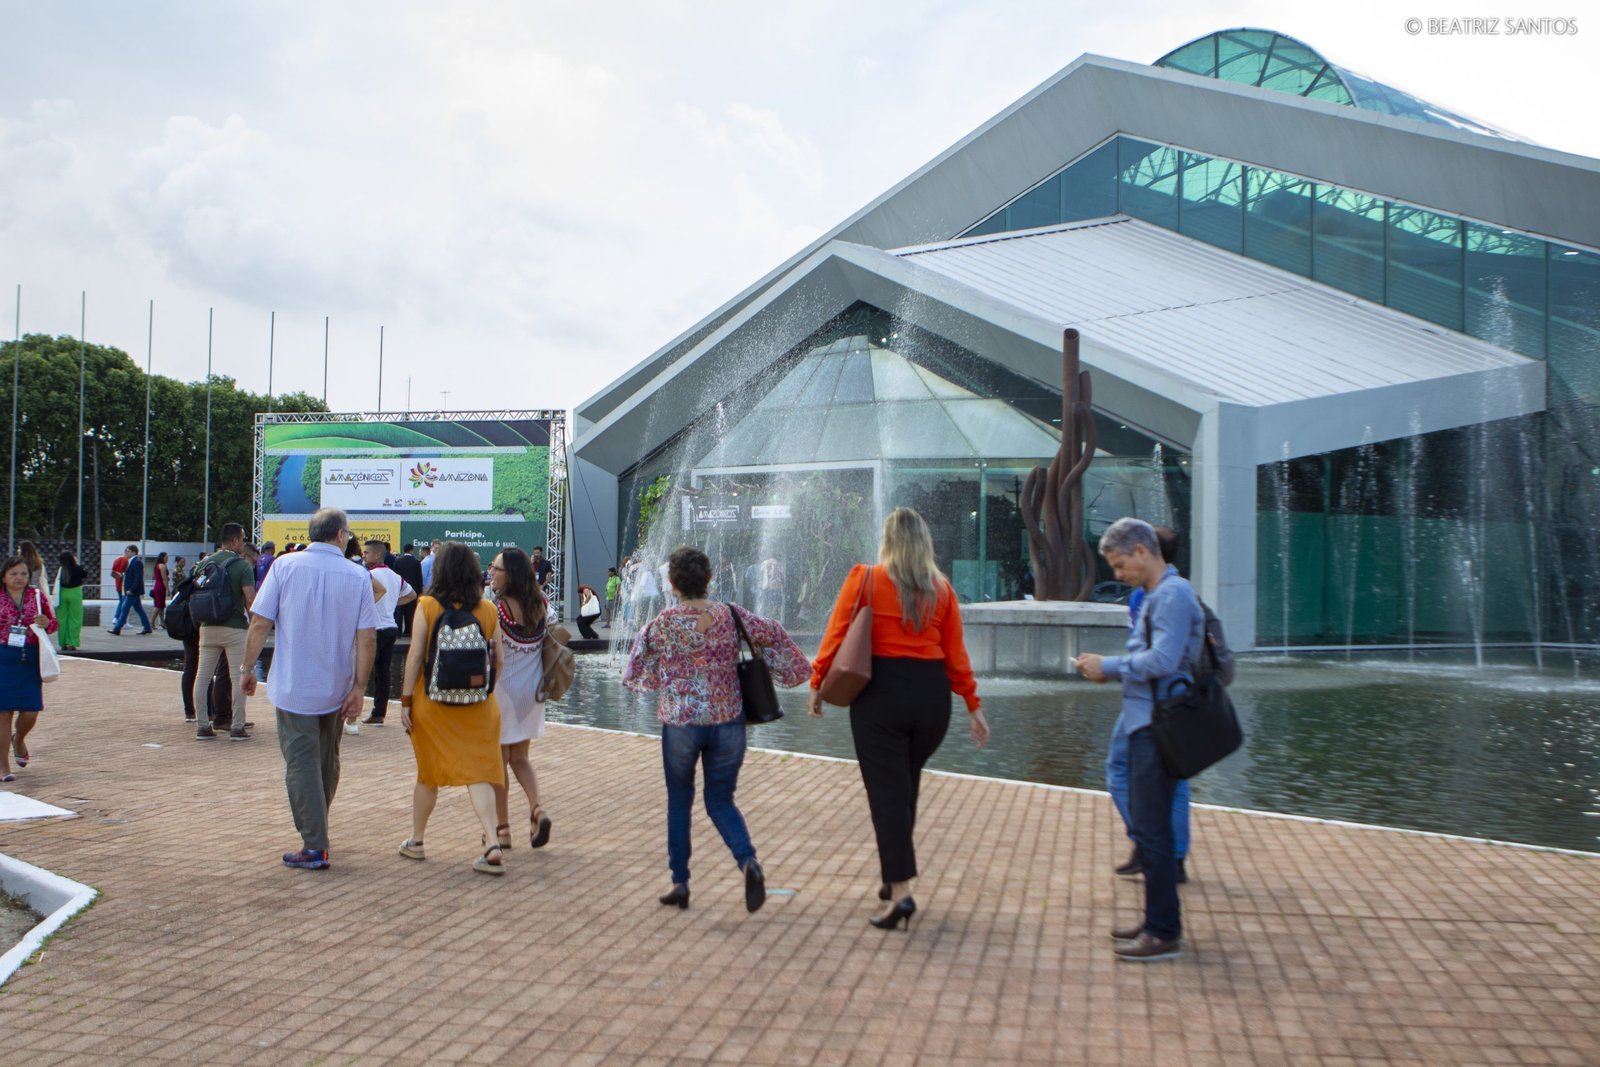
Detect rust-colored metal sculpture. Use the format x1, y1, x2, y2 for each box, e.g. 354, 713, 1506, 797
1021, 328, 1096, 601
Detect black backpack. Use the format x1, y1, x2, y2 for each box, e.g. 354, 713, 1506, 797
424, 605, 495, 704
188, 554, 240, 625
163, 576, 199, 640
1199, 600, 1235, 686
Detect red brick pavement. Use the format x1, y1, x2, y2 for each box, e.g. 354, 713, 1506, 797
1, 659, 1597, 1065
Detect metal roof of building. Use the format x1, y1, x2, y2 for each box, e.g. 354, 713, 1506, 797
893, 216, 1537, 409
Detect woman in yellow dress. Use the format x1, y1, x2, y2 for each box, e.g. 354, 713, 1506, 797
397, 542, 508, 875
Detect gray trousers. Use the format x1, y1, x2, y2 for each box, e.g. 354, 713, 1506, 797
278, 710, 343, 852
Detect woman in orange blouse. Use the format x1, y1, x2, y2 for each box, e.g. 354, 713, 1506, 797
808, 508, 990, 930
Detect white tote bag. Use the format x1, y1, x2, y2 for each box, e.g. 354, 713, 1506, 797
32, 625, 61, 683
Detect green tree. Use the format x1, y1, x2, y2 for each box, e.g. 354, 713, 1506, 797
0, 333, 326, 543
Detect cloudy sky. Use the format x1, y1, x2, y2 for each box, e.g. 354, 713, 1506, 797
2, 1, 1594, 420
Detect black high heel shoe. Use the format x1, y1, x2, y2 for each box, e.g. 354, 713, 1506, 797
869, 896, 916, 931
659, 884, 690, 909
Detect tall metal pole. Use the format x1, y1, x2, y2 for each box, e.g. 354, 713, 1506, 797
76, 291, 85, 562
203, 308, 213, 544
376, 325, 384, 411
141, 299, 153, 554
322, 315, 329, 407
267, 310, 275, 413
406, 375, 411, 414
8, 284, 19, 554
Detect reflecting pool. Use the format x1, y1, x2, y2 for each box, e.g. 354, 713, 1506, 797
554, 652, 1600, 853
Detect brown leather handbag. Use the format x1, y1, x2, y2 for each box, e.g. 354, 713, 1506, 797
819, 566, 875, 706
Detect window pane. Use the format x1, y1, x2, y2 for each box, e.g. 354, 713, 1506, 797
1548, 245, 1600, 404
962, 211, 1007, 238
1060, 140, 1118, 222
1006, 174, 1061, 231
1387, 205, 1463, 330
1312, 187, 1385, 303
1178, 153, 1242, 252
1118, 138, 1180, 231
1243, 168, 1312, 276
1465, 224, 1545, 358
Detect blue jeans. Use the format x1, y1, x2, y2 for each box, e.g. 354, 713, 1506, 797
1127, 726, 1182, 940
111, 593, 151, 633
1107, 722, 1190, 859
662, 721, 755, 885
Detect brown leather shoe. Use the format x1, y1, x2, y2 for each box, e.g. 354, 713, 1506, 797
1110, 922, 1144, 941
1113, 932, 1182, 962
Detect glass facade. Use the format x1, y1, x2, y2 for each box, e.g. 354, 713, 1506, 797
961, 135, 1594, 363
620, 304, 1192, 618
1153, 28, 1523, 141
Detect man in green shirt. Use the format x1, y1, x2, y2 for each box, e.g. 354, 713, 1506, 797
604, 567, 621, 626
194, 522, 258, 741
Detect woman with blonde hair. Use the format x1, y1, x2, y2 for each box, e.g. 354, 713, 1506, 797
809, 507, 990, 930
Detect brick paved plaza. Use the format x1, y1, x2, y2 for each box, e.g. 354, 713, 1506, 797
1, 659, 1597, 1065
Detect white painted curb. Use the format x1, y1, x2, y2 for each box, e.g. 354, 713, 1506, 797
0, 852, 98, 987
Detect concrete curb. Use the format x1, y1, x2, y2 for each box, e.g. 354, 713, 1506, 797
0, 852, 98, 987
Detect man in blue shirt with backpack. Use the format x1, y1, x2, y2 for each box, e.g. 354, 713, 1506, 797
1077, 517, 1204, 962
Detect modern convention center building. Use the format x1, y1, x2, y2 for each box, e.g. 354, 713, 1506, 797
568, 28, 1600, 651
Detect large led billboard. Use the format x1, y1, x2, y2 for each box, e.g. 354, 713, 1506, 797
253, 412, 565, 580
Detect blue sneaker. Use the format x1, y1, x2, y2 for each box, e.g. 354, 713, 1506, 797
282, 849, 329, 870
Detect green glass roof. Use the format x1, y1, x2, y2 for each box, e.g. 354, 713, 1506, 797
1154, 28, 1525, 142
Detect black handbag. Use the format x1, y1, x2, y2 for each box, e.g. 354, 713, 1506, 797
730, 605, 783, 725
1144, 610, 1243, 779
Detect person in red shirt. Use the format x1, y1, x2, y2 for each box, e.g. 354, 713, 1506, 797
111, 552, 128, 597
808, 507, 990, 931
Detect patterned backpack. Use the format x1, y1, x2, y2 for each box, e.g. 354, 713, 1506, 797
425, 605, 495, 704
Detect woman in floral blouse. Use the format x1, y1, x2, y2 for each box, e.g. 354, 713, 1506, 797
624, 545, 810, 913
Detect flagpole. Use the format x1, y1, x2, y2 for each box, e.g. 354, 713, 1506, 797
267, 310, 275, 413
76, 291, 85, 563
141, 299, 153, 555
322, 315, 329, 407
203, 308, 213, 544
376, 325, 384, 412
8, 284, 19, 554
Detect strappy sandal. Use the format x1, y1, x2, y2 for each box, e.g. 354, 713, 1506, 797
398, 838, 425, 861
530, 807, 552, 849
481, 824, 513, 850
473, 844, 505, 876
12, 733, 28, 768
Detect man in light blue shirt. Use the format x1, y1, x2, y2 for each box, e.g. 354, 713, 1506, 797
242, 506, 383, 871
420, 539, 442, 590
1110, 526, 1192, 880
1077, 517, 1203, 962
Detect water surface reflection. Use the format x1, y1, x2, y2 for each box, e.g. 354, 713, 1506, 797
555, 653, 1600, 853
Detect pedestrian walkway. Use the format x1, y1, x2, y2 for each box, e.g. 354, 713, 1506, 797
1, 659, 1597, 1065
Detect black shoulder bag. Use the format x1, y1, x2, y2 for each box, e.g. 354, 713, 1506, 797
1143, 602, 1243, 779
730, 605, 783, 725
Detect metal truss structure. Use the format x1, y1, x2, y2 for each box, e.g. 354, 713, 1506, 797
253, 409, 568, 616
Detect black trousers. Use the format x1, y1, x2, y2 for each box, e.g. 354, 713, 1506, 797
368, 628, 399, 719
577, 612, 601, 640
848, 657, 952, 884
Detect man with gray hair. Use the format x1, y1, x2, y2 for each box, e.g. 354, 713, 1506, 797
1076, 516, 1204, 962
242, 506, 383, 871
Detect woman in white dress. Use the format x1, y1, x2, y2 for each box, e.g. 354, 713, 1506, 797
486, 547, 553, 850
